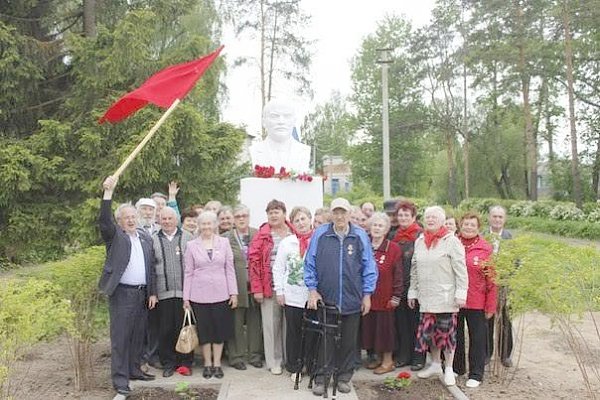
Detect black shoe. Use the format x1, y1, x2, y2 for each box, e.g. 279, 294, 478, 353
116, 387, 131, 396
249, 360, 263, 368
231, 361, 247, 370
213, 366, 224, 379
163, 367, 176, 378
395, 360, 410, 368
130, 372, 155, 381
203, 366, 213, 379
410, 363, 424, 371
501, 358, 513, 367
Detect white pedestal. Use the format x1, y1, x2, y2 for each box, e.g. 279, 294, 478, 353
240, 177, 324, 229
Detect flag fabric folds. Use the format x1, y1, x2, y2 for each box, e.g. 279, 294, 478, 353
99, 45, 224, 124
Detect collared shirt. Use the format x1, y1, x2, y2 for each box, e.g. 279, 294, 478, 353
163, 230, 177, 242
120, 233, 146, 285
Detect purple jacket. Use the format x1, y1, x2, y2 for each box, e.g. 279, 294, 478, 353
183, 235, 238, 304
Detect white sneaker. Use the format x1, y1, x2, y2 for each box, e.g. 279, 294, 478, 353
466, 379, 481, 388
290, 372, 302, 383
417, 363, 442, 379
271, 366, 283, 375
444, 367, 456, 386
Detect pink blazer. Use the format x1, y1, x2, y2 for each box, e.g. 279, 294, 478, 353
183, 235, 238, 304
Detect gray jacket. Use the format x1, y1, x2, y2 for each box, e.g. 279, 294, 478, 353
152, 228, 193, 300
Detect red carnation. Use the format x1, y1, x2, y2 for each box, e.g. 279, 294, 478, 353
307, 176, 313, 182
397, 371, 411, 379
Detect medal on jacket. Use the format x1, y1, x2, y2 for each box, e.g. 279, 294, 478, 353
379, 254, 386, 264
175, 246, 181, 256
347, 244, 354, 255
473, 256, 479, 266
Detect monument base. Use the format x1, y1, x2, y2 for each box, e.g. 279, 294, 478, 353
240, 177, 324, 229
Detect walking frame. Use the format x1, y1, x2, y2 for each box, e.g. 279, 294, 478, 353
294, 301, 342, 399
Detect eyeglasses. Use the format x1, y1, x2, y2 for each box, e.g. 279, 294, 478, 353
234, 214, 249, 219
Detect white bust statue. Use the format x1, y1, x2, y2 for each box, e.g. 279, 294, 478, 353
249, 99, 311, 173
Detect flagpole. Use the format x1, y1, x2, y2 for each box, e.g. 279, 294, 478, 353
112, 99, 181, 179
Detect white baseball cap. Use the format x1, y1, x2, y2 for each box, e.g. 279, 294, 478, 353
135, 198, 156, 209
330, 198, 351, 212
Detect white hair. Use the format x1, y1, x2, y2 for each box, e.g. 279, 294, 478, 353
233, 204, 250, 215
424, 206, 446, 224
160, 207, 177, 218
198, 211, 218, 225
489, 205, 507, 215
115, 203, 135, 220
367, 212, 390, 230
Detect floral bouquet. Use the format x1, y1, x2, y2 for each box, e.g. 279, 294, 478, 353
383, 371, 412, 390
253, 165, 315, 182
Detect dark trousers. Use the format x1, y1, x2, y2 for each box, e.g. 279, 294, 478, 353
487, 292, 513, 362
315, 313, 360, 385
142, 306, 160, 365
454, 309, 488, 381
395, 302, 425, 365
109, 285, 147, 391
227, 295, 263, 364
158, 298, 194, 369
284, 305, 317, 373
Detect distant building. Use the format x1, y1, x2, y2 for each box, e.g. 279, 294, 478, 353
322, 155, 352, 195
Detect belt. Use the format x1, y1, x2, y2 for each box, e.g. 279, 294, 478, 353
118, 283, 147, 290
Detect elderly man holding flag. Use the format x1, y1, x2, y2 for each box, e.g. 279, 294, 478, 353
98, 46, 223, 399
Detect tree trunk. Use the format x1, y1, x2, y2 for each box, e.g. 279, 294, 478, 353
266, 6, 279, 102
461, 1, 469, 199
593, 132, 600, 200
562, 1, 583, 208
446, 132, 458, 207
516, 3, 537, 200
83, 0, 97, 38
259, 0, 266, 138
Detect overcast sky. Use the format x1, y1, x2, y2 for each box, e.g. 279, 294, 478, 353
220, 1, 435, 136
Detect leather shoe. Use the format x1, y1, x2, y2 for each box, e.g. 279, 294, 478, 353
130, 372, 155, 381
312, 384, 325, 396
501, 358, 513, 367
395, 360, 410, 368
249, 360, 263, 368
116, 387, 131, 396
202, 367, 212, 379
231, 361, 247, 370
337, 382, 351, 393
213, 366, 224, 379
410, 362, 425, 371
365, 360, 380, 369
374, 364, 395, 375
163, 367, 176, 378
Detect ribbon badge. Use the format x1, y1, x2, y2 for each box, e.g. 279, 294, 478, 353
379, 254, 386, 265
347, 244, 354, 256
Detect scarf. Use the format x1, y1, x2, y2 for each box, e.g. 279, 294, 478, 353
297, 230, 313, 258
392, 222, 422, 243
423, 226, 448, 249
459, 234, 480, 249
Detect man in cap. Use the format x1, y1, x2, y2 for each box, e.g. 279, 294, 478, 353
136, 198, 158, 235
304, 197, 378, 396
383, 199, 400, 240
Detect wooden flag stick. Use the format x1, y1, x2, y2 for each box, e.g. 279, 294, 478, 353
112, 99, 181, 179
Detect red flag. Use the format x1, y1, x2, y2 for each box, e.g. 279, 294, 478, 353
99, 45, 224, 124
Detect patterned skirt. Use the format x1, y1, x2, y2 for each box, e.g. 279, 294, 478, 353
415, 312, 458, 353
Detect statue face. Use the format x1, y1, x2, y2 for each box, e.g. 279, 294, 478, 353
263, 101, 295, 142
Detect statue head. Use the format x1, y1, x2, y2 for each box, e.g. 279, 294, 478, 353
262, 99, 296, 143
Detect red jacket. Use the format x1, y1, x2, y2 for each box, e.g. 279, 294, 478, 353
463, 236, 497, 314
371, 239, 403, 311
248, 221, 296, 298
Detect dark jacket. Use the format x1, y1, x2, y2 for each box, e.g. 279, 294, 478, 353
222, 227, 258, 308
98, 199, 157, 298
304, 222, 378, 315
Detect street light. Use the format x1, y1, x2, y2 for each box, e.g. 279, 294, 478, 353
376, 48, 393, 200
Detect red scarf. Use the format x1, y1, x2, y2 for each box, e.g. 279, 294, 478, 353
393, 222, 422, 243
459, 234, 479, 249
297, 230, 313, 258
424, 226, 448, 249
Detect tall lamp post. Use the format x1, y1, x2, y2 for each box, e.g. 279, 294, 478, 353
377, 48, 393, 200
